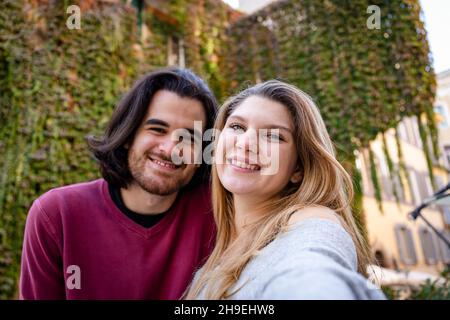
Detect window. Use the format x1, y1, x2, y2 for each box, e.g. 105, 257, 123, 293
411, 118, 423, 148
444, 145, 450, 168
167, 35, 185, 67
436, 230, 450, 264
418, 227, 439, 265
408, 169, 422, 205
434, 105, 449, 129
397, 121, 408, 142
405, 118, 419, 147
435, 176, 445, 190
394, 225, 417, 265
442, 207, 450, 226
416, 171, 431, 201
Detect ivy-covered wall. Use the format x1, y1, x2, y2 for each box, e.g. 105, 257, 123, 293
0, 0, 437, 298
0, 1, 142, 298
0, 0, 236, 299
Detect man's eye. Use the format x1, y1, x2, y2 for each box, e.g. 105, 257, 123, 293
149, 127, 166, 134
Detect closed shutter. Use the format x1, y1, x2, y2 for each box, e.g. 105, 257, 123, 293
418, 227, 438, 265
437, 230, 450, 264
394, 225, 418, 265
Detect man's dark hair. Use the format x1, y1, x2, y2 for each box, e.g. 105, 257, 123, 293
87, 67, 218, 189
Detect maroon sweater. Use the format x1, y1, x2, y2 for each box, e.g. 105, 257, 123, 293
19, 179, 216, 299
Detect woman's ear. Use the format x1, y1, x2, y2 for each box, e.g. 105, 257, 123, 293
290, 168, 302, 184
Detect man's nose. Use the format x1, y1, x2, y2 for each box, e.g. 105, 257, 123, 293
157, 135, 179, 156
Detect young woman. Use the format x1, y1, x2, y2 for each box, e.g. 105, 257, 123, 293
186, 80, 385, 299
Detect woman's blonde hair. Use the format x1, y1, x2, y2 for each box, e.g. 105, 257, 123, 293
185, 80, 371, 299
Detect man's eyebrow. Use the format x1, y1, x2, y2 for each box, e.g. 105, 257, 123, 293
144, 119, 169, 127
145, 118, 200, 136
227, 115, 292, 133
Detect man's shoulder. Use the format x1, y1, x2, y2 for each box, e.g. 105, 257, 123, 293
35, 178, 106, 209
26, 179, 106, 238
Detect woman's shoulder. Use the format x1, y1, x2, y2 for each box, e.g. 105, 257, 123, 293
288, 205, 344, 227
267, 207, 357, 271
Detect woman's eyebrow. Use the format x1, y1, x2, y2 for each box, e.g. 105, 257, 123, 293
263, 125, 292, 134
228, 115, 292, 133
227, 115, 246, 123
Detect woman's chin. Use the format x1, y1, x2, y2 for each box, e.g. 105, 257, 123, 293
221, 182, 258, 195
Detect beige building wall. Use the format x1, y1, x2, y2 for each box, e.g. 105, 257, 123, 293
435, 69, 450, 166
358, 120, 449, 276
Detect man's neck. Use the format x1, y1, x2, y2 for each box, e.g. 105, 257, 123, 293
120, 182, 178, 215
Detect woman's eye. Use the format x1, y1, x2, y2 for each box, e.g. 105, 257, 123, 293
266, 131, 283, 142
229, 123, 245, 133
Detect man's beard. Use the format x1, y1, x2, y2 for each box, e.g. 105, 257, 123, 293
128, 150, 191, 196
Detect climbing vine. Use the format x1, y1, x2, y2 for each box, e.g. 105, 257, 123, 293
381, 133, 400, 204
368, 146, 384, 213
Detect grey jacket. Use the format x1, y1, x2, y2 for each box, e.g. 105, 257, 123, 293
192, 218, 386, 300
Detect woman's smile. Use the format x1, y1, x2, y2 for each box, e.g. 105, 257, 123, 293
226, 158, 261, 172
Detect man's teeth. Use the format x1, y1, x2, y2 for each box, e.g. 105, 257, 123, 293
230, 159, 260, 171
151, 158, 177, 169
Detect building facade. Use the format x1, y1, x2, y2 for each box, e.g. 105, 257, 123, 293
359, 118, 450, 276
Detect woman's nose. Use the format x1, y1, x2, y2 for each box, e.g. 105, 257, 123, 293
235, 129, 258, 154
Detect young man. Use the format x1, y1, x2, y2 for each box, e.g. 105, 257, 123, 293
19, 68, 218, 299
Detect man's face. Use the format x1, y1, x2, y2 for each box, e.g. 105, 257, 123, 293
127, 90, 206, 196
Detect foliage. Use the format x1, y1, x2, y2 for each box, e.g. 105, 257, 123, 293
382, 267, 450, 300
0, 0, 140, 298
408, 267, 450, 300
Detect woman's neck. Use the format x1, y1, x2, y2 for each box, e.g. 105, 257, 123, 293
233, 194, 271, 235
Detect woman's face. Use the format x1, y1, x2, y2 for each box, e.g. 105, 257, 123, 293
216, 95, 299, 199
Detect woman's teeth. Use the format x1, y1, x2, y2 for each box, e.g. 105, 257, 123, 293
230, 159, 260, 171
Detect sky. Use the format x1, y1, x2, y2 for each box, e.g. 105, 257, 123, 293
224, 0, 239, 8
223, 0, 450, 74
420, 0, 450, 74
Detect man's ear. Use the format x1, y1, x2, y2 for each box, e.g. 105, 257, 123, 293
290, 168, 302, 184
